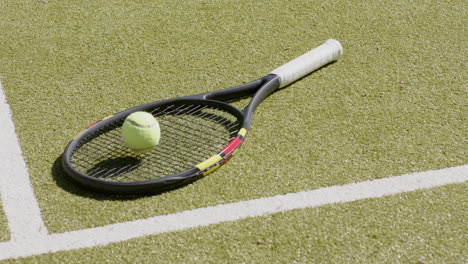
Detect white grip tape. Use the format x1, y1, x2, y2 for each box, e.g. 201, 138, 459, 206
270, 39, 343, 88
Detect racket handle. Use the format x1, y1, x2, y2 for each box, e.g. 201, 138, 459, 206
270, 39, 343, 88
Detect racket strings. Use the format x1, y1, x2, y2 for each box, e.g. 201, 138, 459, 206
154, 104, 239, 141
156, 106, 236, 157
70, 103, 241, 182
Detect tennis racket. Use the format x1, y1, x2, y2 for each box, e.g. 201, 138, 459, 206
62, 39, 343, 194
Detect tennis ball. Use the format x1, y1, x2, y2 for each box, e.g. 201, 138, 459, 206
121, 111, 160, 154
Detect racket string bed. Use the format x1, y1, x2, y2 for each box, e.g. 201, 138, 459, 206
69, 103, 241, 182
156, 104, 238, 141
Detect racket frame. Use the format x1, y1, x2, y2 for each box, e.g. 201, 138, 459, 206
62, 75, 279, 193
62, 39, 343, 194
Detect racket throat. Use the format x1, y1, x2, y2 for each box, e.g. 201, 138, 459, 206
241, 75, 281, 125
204, 75, 276, 102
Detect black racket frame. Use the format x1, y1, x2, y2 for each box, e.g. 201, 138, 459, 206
62, 74, 280, 194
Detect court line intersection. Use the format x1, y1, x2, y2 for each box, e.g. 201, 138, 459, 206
0, 80, 466, 260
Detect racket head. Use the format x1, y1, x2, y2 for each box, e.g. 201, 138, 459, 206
62, 39, 343, 194
62, 98, 247, 194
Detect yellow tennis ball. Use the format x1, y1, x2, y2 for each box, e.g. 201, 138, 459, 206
121, 111, 160, 154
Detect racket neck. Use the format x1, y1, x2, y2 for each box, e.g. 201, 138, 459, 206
205, 78, 264, 102
242, 74, 280, 126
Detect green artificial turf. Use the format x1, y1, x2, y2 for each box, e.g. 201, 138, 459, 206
0, 203, 9, 242
10, 183, 468, 263
2, 0, 466, 233
0, 0, 466, 262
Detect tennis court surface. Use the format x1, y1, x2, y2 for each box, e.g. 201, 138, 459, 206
0, 0, 466, 262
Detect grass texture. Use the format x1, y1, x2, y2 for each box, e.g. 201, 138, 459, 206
9, 184, 468, 263
0, 203, 9, 242
0, 0, 466, 262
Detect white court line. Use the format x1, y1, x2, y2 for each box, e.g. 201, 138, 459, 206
0, 81, 48, 242
0, 79, 466, 260
0, 164, 466, 260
